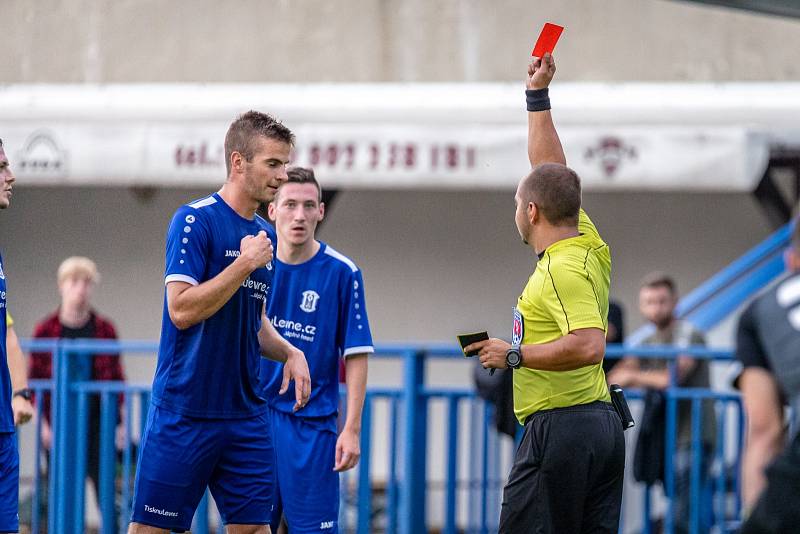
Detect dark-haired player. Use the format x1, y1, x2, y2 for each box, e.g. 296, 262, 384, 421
129, 112, 311, 534
261, 167, 372, 534
465, 55, 624, 533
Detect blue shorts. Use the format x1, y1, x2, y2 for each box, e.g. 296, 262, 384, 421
269, 408, 339, 534
0, 433, 19, 533
130, 405, 273, 532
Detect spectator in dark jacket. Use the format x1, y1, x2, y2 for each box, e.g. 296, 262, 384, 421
29, 256, 125, 528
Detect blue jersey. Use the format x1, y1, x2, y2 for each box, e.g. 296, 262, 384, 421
0, 253, 12, 433
260, 243, 373, 418
152, 193, 275, 418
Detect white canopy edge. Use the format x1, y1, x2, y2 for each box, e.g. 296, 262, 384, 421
1, 83, 797, 190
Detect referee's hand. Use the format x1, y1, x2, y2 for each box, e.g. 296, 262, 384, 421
281, 349, 311, 412
465, 338, 511, 370
527, 52, 556, 91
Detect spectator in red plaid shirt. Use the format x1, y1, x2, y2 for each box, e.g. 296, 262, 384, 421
29, 256, 125, 525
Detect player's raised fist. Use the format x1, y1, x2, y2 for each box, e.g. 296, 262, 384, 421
527, 52, 556, 91
239, 230, 273, 271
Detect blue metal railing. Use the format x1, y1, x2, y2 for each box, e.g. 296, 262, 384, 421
16, 339, 743, 533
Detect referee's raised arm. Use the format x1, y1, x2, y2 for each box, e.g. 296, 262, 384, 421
526, 53, 566, 168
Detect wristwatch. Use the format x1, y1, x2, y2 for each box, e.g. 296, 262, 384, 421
505, 346, 522, 369
13, 388, 32, 401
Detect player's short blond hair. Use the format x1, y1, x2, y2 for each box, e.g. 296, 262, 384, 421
57, 256, 100, 285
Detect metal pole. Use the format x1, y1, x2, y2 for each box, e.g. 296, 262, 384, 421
399, 350, 427, 534
356, 395, 373, 534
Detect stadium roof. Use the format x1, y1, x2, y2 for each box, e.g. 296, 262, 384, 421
1, 83, 799, 191
674, 0, 800, 19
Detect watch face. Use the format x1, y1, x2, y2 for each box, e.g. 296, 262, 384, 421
507, 349, 521, 368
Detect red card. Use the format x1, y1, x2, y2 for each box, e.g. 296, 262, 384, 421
531, 23, 564, 57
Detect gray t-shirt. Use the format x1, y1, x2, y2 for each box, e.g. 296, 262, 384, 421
640, 319, 715, 447
736, 272, 800, 436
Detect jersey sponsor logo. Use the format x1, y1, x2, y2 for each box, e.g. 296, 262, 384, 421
271, 315, 317, 343
144, 504, 179, 518
242, 276, 268, 301
511, 307, 524, 346
300, 290, 320, 313
320, 521, 334, 529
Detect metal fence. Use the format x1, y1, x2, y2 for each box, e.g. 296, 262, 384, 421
16, 339, 743, 534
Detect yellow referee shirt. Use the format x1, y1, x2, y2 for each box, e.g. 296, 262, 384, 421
514, 209, 611, 424
5, 312, 11, 328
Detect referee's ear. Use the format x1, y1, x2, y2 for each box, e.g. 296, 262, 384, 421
528, 201, 538, 225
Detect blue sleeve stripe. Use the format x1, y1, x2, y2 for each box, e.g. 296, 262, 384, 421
343, 345, 374, 357
165, 274, 199, 286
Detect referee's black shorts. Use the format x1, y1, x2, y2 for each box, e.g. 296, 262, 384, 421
499, 400, 625, 534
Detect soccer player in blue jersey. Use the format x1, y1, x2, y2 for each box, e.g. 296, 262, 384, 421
260, 167, 372, 534
129, 112, 312, 534
0, 138, 21, 534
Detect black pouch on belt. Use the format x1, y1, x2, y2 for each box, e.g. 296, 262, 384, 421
609, 384, 635, 431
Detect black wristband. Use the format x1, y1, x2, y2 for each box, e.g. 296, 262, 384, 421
526, 88, 551, 112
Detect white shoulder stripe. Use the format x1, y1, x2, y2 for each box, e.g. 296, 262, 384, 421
324, 246, 358, 272
343, 346, 374, 357
165, 274, 199, 286
189, 196, 217, 209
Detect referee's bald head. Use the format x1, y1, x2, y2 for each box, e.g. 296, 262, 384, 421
519, 163, 581, 227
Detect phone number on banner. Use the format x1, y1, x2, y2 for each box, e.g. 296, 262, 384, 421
295, 142, 478, 173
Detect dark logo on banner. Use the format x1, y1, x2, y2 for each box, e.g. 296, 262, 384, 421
584, 137, 637, 178
16, 131, 67, 174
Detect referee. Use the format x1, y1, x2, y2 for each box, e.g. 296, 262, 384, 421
466, 53, 625, 533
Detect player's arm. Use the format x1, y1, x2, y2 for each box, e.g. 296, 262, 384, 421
7, 325, 33, 426
258, 312, 311, 411
740, 367, 784, 509
167, 231, 272, 330
526, 53, 566, 167
733, 305, 785, 508
469, 327, 605, 372
520, 327, 605, 370
335, 354, 368, 472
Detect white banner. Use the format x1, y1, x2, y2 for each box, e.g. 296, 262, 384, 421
0, 121, 769, 191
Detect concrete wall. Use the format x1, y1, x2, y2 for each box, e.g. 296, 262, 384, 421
3, 0, 800, 84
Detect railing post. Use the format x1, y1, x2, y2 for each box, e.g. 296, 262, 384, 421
51, 340, 80, 534
690, 396, 703, 534
73, 391, 89, 534
664, 386, 678, 534
386, 394, 400, 534
99, 391, 117, 534
357, 394, 373, 534
444, 395, 459, 534
400, 349, 427, 534
480, 402, 492, 534
32, 396, 44, 534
